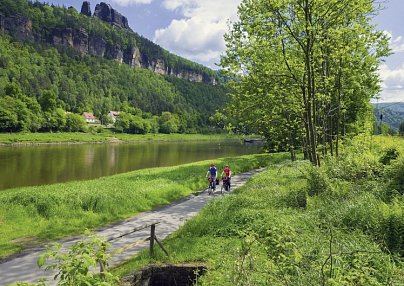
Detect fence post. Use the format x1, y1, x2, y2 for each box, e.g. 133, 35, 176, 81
99, 242, 106, 280
149, 223, 155, 257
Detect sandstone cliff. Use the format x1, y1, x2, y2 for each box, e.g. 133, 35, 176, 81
93, 2, 129, 30
0, 2, 216, 85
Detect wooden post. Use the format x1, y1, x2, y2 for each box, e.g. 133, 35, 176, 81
149, 223, 155, 257
99, 242, 106, 280
154, 235, 169, 257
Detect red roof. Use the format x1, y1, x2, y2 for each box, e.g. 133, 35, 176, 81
82, 112, 96, 119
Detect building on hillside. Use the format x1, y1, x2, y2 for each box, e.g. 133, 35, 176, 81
82, 112, 96, 123
108, 111, 120, 123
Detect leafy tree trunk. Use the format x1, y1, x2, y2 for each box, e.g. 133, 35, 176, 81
303, 0, 319, 165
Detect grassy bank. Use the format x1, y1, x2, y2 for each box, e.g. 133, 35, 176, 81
114, 135, 404, 285
0, 132, 241, 145
0, 153, 284, 259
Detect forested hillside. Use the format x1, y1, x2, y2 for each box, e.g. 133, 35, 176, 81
0, 0, 229, 133
373, 102, 404, 131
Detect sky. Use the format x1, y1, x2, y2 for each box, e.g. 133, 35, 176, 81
46, 0, 404, 103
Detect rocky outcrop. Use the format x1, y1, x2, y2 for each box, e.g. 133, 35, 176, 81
0, 13, 4, 33
93, 2, 129, 29
80, 1, 92, 17
124, 46, 142, 68
1, 14, 33, 41
0, 3, 216, 84
50, 28, 88, 55
88, 35, 106, 57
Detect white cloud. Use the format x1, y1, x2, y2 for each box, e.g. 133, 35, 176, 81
378, 63, 404, 102
385, 31, 404, 53
154, 0, 241, 67
109, 0, 153, 6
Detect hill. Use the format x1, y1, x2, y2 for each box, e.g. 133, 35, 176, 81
0, 0, 228, 133
373, 102, 404, 130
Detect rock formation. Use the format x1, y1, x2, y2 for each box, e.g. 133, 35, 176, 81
93, 2, 129, 30
0, 2, 216, 84
0, 14, 33, 41
80, 1, 92, 17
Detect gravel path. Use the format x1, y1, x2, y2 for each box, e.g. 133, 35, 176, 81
0, 168, 264, 285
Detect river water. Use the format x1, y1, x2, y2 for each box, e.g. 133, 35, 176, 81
0, 140, 263, 191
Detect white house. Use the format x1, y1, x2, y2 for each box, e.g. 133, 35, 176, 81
82, 112, 96, 123
108, 111, 120, 123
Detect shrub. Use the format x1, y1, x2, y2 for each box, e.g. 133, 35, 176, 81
17, 232, 119, 286
306, 166, 332, 196
380, 202, 404, 255
379, 148, 399, 165
283, 188, 307, 209
384, 157, 404, 195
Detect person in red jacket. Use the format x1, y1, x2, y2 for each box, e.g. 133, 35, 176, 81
221, 164, 232, 191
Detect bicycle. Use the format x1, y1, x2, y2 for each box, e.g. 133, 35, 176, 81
221, 176, 231, 194
207, 177, 217, 195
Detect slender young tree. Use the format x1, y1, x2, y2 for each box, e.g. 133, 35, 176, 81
221, 0, 390, 165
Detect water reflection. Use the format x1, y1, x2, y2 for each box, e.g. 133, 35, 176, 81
0, 141, 263, 190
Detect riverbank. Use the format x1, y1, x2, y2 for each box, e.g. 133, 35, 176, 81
0, 153, 286, 259
0, 132, 242, 146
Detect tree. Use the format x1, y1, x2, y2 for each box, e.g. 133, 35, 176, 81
399, 122, 404, 137
0, 96, 19, 132
39, 90, 58, 112
65, 113, 87, 132
114, 112, 131, 133
221, 0, 390, 165
159, 111, 179, 134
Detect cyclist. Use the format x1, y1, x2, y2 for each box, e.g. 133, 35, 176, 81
206, 163, 218, 194
221, 164, 232, 192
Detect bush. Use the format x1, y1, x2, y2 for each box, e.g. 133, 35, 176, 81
283, 188, 307, 209
306, 166, 332, 196
380, 202, 404, 255
379, 148, 399, 165
384, 157, 404, 195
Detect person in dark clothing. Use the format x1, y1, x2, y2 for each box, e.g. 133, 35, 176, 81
206, 162, 218, 191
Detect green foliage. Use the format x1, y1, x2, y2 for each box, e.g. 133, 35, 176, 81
306, 166, 332, 196
400, 122, 404, 136
283, 188, 307, 209
17, 232, 118, 286
323, 139, 383, 181
326, 251, 387, 286
65, 113, 86, 132
158, 111, 179, 134
379, 147, 399, 165
385, 157, 404, 195
221, 0, 390, 164
380, 202, 404, 255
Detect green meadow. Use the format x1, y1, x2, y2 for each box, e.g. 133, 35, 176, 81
0, 132, 241, 145
114, 135, 404, 285
0, 153, 278, 259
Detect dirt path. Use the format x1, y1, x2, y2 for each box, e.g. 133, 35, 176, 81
0, 168, 264, 285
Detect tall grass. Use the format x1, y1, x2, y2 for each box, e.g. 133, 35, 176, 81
113, 136, 404, 285
0, 153, 286, 258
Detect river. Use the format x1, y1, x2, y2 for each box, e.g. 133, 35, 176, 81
0, 140, 263, 191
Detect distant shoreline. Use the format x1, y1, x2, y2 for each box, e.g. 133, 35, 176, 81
0, 133, 243, 146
